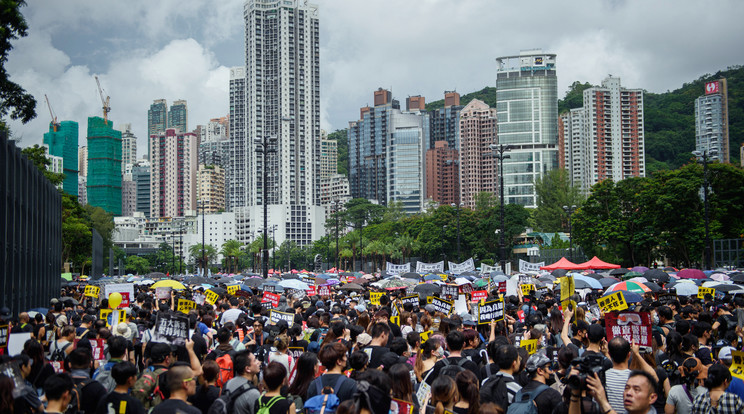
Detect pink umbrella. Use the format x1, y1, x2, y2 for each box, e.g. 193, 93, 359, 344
631, 266, 649, 273
710, 273, 730, 282
677, 269, 706, 279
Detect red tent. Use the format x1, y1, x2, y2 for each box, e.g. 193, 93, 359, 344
539, 257, 586, 271
576, 256, 621, 269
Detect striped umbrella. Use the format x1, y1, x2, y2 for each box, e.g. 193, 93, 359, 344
605, 281, 652, 294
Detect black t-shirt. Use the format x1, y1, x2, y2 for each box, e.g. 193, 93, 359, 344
254, 395, 291, 414
95, 391, 147, 414
190, 332, 208, 361
189, 384, 221, 414
150, 399, 202, 414
362, 345, 390, 369
72, 376, 107, 414
289, 338, 309, 351
11, 323, 33, 334
717, 314, 737, 338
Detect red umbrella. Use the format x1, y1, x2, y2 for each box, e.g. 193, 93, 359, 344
677, 269, 706, 279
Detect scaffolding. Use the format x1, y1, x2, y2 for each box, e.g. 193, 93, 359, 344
43, 120, 79, 196
86, 116, 122, 215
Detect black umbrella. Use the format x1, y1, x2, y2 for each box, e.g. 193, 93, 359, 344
711, 284, 742, 293
643, 282, 662, 293
599, 277, 619, 288
400, 272, 421, 280
586, 273, 604, 280
339, 283, 365, 291
281, 273, 300, 280
209, 287, 227, 296
184, 276, 212, 285
147, 272, 167, 279
730, 272, 744, 284
609, 268, 630, 276
413, 283, 441, 295
551, 269, 568, 277
58, 297, 79, 305
243, 278, 266, 288
644, 269, 670, 283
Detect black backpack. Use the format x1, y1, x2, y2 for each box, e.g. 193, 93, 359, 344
439, 357, 469, 379
65, 378, 93, 414
480, 373, 517, 410
50, 342, 72, 362
207, 381, 255, 414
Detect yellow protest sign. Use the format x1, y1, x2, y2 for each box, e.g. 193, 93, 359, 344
99, 309, 112, 326
419, 330, 433, 342
426, 296, 434, 304
227, 285, 240, 295
560, 276, 574, 302
440, 274, 448, 281
698, 287, 715, 299
390, 316, 400, 326
597, 291, 629, 313
205, 289, 219, 305
370, 292, 384, 305
521, 339, 538, 355
177, 299, 196, 314
730, 351, 744, 380
84, 285, 100, 298
113, 309, 127, 325
520, 284, 535, 296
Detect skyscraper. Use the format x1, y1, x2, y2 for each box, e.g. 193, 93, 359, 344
168, 100, 188, 133
426, 141, 460, 206
495, 50, 559, 207
427, 91, 462, 150
87, 116, 122, 215
149, 129, 197, 218
320, 133, 338, 181
148, 99, 168, 161
227, 66, 246, 211
243, 0, 324, 246
458, 99, 497, 208
695, 79, 729, 162
197, 165, 226, 213
131, 161, 151, 217
78, 146, 88, 177
120, 123, 137, 173
42, 120, 78, 196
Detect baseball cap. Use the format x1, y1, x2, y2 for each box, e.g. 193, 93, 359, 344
718, 346, 735, 361
354, 304, 367, 313
356, 333, 372, 347
461, 314, 476, 327
150, 343, 172, 363
525, 352, 552, 372
316, 300, 324, 308
0, 307, 10, 318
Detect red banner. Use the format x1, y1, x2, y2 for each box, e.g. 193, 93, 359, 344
471, 290, 488, 302
498, 282, 507, 293
305, 285, 317, 296
347, 276, 356, 282
119, 292, 130, 307
605, 312, 652, 347
262, 292, 280, 307
318, 286, 331, 296
705, 81, 720, 95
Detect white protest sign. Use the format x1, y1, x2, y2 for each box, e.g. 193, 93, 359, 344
7, 332, 32, 356
519, 259, 544, 273
103, 283, 135, 307
386, 262, 411, 275
448, 258, 475, 274
416, 261, 444, 273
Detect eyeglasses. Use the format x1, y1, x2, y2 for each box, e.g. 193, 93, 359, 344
182, 377, 196, 383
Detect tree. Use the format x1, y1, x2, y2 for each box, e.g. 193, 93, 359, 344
126, 256, 150, 275
0, 0, 36, 128
220, 239, 244, 273
533, 168, 584, 232
188, 243, 218, 271
21, 144, 65, 186
61, 193, 91, 273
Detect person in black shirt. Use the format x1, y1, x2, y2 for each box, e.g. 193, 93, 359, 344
519, 353, 562, 414
151, 365, 201, 414
427, 330, 481, 385
362, 322, 391, 369
254, 362, 294, 414
95, 361, 146, 414
188, 360, 221, 414
68, 348, 107, 414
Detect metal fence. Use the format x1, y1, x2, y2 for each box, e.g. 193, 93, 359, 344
0, 131, 62, 316
713, 239, 744, 269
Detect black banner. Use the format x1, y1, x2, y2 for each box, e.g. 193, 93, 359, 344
477, 299, 505, 324
430, 297, 454, 315
153, 312, 190, 346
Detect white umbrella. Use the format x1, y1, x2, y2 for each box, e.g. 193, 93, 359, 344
278, 279, 310, 290
454, 277, 471, 286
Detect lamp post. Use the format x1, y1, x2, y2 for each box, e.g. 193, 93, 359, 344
334, 200, 341, 273
255, 135, 277, 279
562, 205, 577, 261
441, 225, 448, 266
490, 144, 511, 271
451, 202, 463, 262
271, 224, 277, 273
692, 149, 716, 269
178, 221, 184, 275
198, 199, 206, 276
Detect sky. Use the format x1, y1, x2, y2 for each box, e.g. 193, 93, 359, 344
8, 0, 744, 157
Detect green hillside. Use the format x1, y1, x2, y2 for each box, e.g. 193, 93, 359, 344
425, 87, 497, 111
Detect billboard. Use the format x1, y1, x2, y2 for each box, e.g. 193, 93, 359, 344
705, 81, 720, 95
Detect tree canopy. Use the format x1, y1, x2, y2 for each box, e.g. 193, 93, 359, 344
0, 0, 36, 127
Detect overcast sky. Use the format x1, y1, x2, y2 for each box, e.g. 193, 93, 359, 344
8, 0, 744, 156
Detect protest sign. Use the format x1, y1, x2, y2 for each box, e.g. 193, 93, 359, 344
305, 285, 317, 297
270, 310, 295, 324
84, 285, 100, 298
416, 261, 444, 273
227, 285, 240, 295
498, 281, 507, 293
177, 299, 196, 314
391, 398, 414, 414
605, 312, 652, 347
657, 289, 676, 305
730, 351, 744, 381
430, 297, 454, 315
262, 292, 281, 307
193, 293, 206, 305
153, 312, 190, 346
454, 294, 468, 316
560, 276, 574, 302
401, 295, 419, 307
597, 291, 629, 313
471, 290, 488, 303
370, 291, 385, 305
448, 258, 475, 274
520, 284, 535, 296
113, 309, 127, 325
477, 299, 504, 324
260, 301, 272, 310
7, 333, 30, 356
419, 330, 433, 342
103, 283, 134, 307
205, 289, 219, 305
288, 347, 305, 359
390, 316, 400, 326
155, 287, 172, 300
99, 309, 112, 324
459, 283, 473, 294
698, 287, 715, 299
406, 285, 416, 295
519, 259, 544, 273
89, 338, 106, 362
0, 324, 7, 353
441, 285, 459, 300
386, 262, 411, 275
521, 339, 538, 355
318, 286, 331, 296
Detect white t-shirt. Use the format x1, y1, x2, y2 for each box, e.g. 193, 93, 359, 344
666, 384, 702, 414
220, 308, 245, 326
605, 368, 631, 414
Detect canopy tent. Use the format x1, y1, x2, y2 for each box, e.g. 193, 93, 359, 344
577, 256, 621, 269
539, 257, 585, 271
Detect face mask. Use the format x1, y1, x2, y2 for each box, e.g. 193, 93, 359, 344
546, 373, 557, 386
652, 314, 659, 325
435, 347, 445, 358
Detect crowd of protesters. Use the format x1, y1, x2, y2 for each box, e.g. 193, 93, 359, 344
1, 270, 744, 414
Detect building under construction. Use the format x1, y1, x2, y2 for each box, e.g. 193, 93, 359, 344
42, 120, 79, 196
86, 116, 122, 215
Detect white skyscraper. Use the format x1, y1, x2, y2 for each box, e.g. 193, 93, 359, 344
242, 0, 324, 246
120, 123, 137, 174
227, 66, 246, 211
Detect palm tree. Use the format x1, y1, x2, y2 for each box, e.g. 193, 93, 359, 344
340, 248, 353, 270
221, 240, 244, 273
396, 234, 417, 264
188, 243, 218, 272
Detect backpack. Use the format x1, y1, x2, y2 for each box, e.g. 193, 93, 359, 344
439, 357, 469, 379
480, 373, 517, 409
207, 381, 255, 414
257, 395, 285, 414
93, 362, 117, 392
215, 351, 235, 387
506, 384, 549, 414
66, 378, 92, 414
304, 375, 346, 414
50, 342, 72, 362
133, 366, 168, 410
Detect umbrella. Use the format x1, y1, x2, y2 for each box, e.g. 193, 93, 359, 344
731, 273, 744, 284
601, 290, 643, 304
677, 269, 706, 279
643, 282, 662, 293
424, 274, 441, 281
605, 281, 651, 294
666, 281, 698, 296
627, 276, 650, 284
598, 277, 620, 288
372, 277, 416, 289
473, 278, 490, 288
573, 275, 603, 290
538, 276, 556, 284
710, 273, 730, 282
184, 276, 212, 285
644, 269, 670, 283
339, 283, 365, 292
622, 271, 643, 280
631, 266, 649, 273
491, 275, 509, 283
400, 272, 421, 280
609, 268, 630, 276
261, 283, 285, 292
710, 284, 741, 293
244, 278, 267, 288
414, 283, 441, 295
147, 272, 167, 279
664, 267, 678, 272
573, 279, 594, 289
278, 279, 310, 290
454, 277, 471, 286
58, 297, 79, 305
150, 280, 186, 290
551, 269, 569, 277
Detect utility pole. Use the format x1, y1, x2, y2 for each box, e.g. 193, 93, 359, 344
490, 144, 511, 271
255, 135, 277, 278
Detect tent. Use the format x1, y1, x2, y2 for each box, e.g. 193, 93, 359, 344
539, 257, 585, 271
577, 256, 621, 270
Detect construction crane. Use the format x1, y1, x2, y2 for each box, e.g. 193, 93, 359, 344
94, 75, 111, 124
44, 94, 60, 132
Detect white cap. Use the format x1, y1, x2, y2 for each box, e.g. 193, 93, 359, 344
718, 346, 735, 361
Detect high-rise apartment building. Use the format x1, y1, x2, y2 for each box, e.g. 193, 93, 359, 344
86, 116, 122, 215
320, 134, 338, 181
458, 99, 497, 208
495, 50, 559, 207
198, 117, 230, 169
149, 129, 197, 218
559, 76, 645, 192
42, 120, 78, 196
168, 100, 188, 133
131, 161, 151, 217
227, 66, 247, 211
427, 91, 462, 150
147, 99, 168, 160
197, 165, 226, 213
406, 95, 426, 112
425, 141, 460, 205
695, 79, 729, 162
78, 176, 87, 205
78, 146, 88, 177
319, 174, 350, 206
387, 111, 426, 214
243, 0, 325, 246
121, 174, 136, 216
120, 123, 137, 173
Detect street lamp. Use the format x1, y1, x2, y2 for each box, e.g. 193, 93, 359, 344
451, 202, 463, 261
255, 135, 277, 279
562, 205, 577, 261
334, 200, 341, 273
198, 199, 206, 276
489, 144, 511, 271
271, 224, 277, 273
441, 225, 448, 265
692, 149, 717, 269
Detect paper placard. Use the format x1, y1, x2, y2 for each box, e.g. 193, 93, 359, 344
459, 284, 473, 294
113, 309, 127, 325
99, 309, 113, 326
370, 292, 384, 305
152, 312, 190, 346
560, 276, 574, 302
441, 285, 459, 300
318, 286, 331, 296
84, 285, 100, 298
227, 285, 240, 295
269, 310, 295, 324
416, 261, 444, 273
521, 339, 538, 355
605, 312, 652, 347
730, 351, 744, 380
477, 299, 504, 324
90, 338, 106, 361
698, 287, 715, 299
262, 292, 280, 307
521, 284, 535, 296
390, 316, 400, 326
471, 290, 488, 302
155, 287, 172, 300
597, 291, 629, 313
386, 262, 411, 275
454, 294, 468, 316
430, 297, 454, 315
401, 295, 419, 308
391, 398, 414, 414
263, 284, 278, 293
448, 258, 475, 274
419, 330, 433, 342
0, 324, 7, 351
205, 289, 219, 305
7, 332, 31, 356
193, 293, 206, 305
177, 299, 196, 314
103, 283, 135, 307
305, 285, 317, 297
519, 259, 545, 273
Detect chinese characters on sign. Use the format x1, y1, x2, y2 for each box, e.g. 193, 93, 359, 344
605, 312, 652, 347
269, 310, 295, 324
430, 297, 454, 315
597, 291, 629, 312
369, 292, 384, 305
477, 299, 505, 324
153, 313, 190, 346
84, 285, 100, 298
